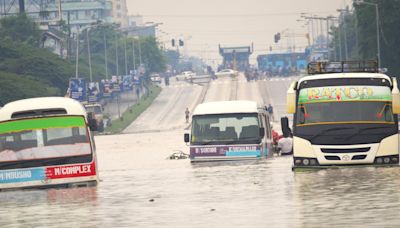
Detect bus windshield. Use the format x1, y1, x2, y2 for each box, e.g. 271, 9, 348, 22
0, 116, 91, 163
85, 105, 102, 114
191, 113, 261, 145
296, 85, 394, 126
296, 101, 394, 126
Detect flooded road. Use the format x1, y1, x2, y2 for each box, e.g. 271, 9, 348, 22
2, 76, 400, 227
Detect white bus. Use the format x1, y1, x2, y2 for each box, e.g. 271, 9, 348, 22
286, 61, 400, 169
0, 97, 99, 190
184, 100, 273, 162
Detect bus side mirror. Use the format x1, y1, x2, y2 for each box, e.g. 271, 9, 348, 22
259, 127, 265, 138
281, 117, 290, 136
287, 82, 296, 114
392, 78, 400, 114
184, 133, 190, 143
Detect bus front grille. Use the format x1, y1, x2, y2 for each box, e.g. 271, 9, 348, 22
321, 147, 370, 153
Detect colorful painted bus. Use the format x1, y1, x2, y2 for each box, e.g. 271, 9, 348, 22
0, 97, 99, 190
285, 61, 400, 169
184, 101, 273, 162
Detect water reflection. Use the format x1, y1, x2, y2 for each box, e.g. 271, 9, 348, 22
293, 167, 400, 227
0, 187, 97, 227
3, 131, 400, 227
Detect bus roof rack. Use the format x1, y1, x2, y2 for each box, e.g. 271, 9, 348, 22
307, 60, 379, 75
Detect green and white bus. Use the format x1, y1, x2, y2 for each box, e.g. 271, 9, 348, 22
0, 97, 99, 190
285, 61, 400, 169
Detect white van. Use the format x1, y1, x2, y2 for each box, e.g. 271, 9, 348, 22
184, 100, 273, 162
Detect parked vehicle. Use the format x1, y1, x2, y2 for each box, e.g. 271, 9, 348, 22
84, 103, 104, 132
0, 97, 99, 190
176, 71, 196, 81
185, 100, 273, 162
150, 74, 162, 83
215, 69, 238, 77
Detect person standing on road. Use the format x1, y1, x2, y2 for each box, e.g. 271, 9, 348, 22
136, 87, 140, 100
267, 104, 274, 121
185, 108, 190, 123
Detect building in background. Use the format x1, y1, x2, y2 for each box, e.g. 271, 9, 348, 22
0, 0, 113, 32
122, 14, 160, 37
46, 0, 113, 32
111, 0, 128, 27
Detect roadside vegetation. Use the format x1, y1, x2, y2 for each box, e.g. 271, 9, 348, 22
104, 84, 162, 134
329, 0, 400, 76
0, 14, 166, 105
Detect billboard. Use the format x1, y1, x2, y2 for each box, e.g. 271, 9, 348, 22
68, 78, 87, 102
87, 82, 100, 103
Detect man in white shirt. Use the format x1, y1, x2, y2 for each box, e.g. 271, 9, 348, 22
277, 134, 293, 155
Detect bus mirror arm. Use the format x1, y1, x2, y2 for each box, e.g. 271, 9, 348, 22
281, 117, 290, 136
184, 133, 190, 143
259, 127, 265, 138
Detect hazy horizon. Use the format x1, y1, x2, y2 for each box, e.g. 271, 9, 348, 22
127, 0, 352, 65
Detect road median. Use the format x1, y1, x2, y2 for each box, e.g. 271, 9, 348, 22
104, 84, 162, 134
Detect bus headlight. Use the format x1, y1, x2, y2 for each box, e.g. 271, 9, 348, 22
294, 157, 320, 167
374, 155, 399, 165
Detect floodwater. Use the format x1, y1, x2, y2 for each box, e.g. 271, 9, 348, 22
2, 76, 400, 227
1, 130, 400, 227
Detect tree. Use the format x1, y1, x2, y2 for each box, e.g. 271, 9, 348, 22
0, 13, 41, 46
330, 1, 400, 76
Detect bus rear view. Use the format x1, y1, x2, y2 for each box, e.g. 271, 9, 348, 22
184, 101, 272, 162
287, 61, 400, 169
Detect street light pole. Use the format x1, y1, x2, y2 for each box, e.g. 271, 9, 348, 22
86, 29, 93, 82
132, 39, 136, 71
375, 3, 381, 68
124, 36, 128, 75
138, 37, 142, 65
355, 0, 381, 68
339, 9, 349, 60
115, 35, 119, 76
104, 32, 108, 80
75, 27, 80, 78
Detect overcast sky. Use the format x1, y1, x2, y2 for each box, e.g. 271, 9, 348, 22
127, 0, 352, 65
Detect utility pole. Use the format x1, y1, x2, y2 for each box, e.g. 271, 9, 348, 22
75, 27, 80, 78
115, 35, 119, 76
132, 39, 136, 71
337, 9, 349, 60
104, 32, 108, 80
124, 36, 128, 75
87, 29, 93, 82
354, 0, 381, 68
18, 0, 24, 13
338, 20, 343, 61
138, 37, 142, 65
67, 11, 71, 60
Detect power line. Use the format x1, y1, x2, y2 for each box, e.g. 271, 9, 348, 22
143, 11, 337, 18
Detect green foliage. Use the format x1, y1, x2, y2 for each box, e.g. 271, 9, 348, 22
0, 71, 59, 105
0, 15, 167, 105
0, 39, 74, 90
331, 1, 400, 76
81, 25, 166, 75
0, 13, 41, 46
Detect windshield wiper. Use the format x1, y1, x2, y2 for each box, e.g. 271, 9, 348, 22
345, 126, 394, 140
310, 127, 354, 141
